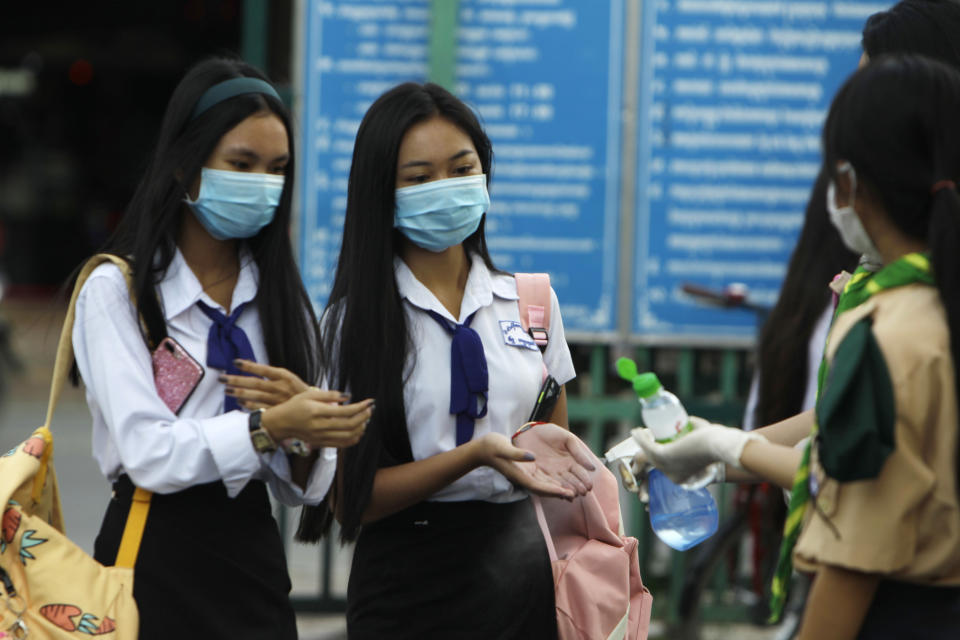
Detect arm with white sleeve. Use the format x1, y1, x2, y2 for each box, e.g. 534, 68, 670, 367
73, 266, 346, 503
73, 268, 268, 495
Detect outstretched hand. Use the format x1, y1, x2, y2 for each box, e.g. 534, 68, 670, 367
489, 423, 598, 499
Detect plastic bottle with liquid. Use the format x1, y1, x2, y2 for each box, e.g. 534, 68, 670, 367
611, 358, 719, 551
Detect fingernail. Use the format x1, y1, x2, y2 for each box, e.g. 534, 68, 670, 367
339, 393, 352, 401
218, 375, 228, 383
233, 359, 244, 367
523, 452, 535, 461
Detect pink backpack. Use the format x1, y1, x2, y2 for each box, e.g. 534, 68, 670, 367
515, 274, 653, 640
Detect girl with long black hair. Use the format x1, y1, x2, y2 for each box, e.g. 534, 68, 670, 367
228, 81, 597, 638
72, 56, 372, 637
638, 55, 960, 639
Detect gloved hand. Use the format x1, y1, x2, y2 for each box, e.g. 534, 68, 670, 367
632, 416, 764, 485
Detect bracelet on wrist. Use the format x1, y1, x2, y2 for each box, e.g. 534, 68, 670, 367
512, 421, 546, 441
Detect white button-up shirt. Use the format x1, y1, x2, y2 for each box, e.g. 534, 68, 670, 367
395, 254, 576, 502
72, 248, 336, 504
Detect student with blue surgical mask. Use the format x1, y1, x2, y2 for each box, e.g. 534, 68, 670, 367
226, 81, 596, 638
70, 56, 373, 638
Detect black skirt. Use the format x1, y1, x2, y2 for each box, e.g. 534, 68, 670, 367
347, 497, 558, 640
857, 580, 960, 639
94, 475, 297, 640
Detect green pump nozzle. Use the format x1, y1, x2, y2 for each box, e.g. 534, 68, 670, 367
615, 357, 662, 399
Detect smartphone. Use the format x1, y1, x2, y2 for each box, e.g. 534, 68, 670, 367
152, 337, 205, 415
528, 375, 561, 422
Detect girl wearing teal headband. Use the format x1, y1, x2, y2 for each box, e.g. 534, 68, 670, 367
70, 57, 372, 638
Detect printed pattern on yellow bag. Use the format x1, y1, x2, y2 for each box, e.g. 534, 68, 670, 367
0, 432, 137, 638
1, 507, 19, 554
39, 605, 117, 635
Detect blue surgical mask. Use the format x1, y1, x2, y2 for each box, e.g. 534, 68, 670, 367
394, 174, 490, 252
185, 167, 285, 240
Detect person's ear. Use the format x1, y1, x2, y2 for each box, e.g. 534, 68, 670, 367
176, 168, 201, 201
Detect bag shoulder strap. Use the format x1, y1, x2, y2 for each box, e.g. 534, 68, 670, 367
515, 273, 551, 351
52, 253, 152, 569
47, 254, 135, 429
115, 487, 152, 568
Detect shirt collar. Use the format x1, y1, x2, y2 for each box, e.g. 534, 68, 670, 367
395, 253, 505, 323
158, 245, 259, 320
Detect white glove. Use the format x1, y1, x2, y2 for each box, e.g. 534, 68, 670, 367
632, 416, 764, 485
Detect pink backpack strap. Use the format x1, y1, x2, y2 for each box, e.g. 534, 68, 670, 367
531, 496, 558, 562
515, 273, 551, 350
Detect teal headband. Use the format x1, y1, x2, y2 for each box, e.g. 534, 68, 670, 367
190, 77, 281, 120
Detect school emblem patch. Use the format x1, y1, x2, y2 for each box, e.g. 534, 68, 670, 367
500, 320, 538, 351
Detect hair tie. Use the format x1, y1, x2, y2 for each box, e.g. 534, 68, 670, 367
931, 179, 956, 194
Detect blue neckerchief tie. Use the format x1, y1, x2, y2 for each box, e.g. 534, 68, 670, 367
196, 300, 256, 412
425, 310, 488, 445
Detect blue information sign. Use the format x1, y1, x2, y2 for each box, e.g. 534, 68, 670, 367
299, 0, 624, 334
633, 0, 889, 340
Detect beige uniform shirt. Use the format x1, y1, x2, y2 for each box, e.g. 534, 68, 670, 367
794, 284, 960, 584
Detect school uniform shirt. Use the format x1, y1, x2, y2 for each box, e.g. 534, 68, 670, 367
72, 247, 336, 505
793, 284, 960, 584
395, 253, 577, 503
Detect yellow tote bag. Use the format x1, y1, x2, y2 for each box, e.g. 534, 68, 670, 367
0, 255, 150, 639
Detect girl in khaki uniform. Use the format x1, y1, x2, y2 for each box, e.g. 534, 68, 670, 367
637, 55, 960, 639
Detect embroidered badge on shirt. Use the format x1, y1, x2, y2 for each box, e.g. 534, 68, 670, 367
500, 320, 538, 351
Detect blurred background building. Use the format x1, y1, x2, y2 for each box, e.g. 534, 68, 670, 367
0, 1, 290, 292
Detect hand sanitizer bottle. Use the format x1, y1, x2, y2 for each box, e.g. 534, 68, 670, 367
611, 357, 719, 551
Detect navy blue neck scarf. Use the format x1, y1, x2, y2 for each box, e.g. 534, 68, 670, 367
425, 310, 488, 445
196, 300, 256, 412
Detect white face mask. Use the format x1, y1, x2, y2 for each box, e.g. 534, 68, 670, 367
826, 162, 883, 267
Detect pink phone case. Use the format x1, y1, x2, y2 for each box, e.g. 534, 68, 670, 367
152, 337, 205, 415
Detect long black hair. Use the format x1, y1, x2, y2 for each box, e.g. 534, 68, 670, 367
753, 170, 858, 427
823, 54, 960, 480
862, 0, 960, 64
82, 56, 321, 384
298, 82, 496, 542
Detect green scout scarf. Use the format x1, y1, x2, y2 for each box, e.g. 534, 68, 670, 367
768, 252, 935, 622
